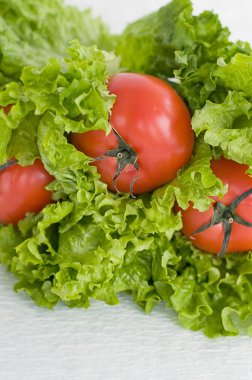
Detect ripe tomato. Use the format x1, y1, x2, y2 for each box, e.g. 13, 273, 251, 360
71, 73, 194, 195
0, 159, 54, 224
179, 158, 252, 255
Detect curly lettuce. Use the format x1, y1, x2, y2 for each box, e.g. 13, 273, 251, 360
0, 0, 116, 84
1, 0, 252, 339
153, 233, 252, 337
116, 0, 251, 111
0, 39, 224, 315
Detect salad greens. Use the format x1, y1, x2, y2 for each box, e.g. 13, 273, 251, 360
0, 0, 116, 85
1, 0, 252, 337
117, 0, 251, 111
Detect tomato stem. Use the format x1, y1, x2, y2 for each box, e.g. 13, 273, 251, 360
192, 188, 252, 257
92, 128, 139, 197
0, 159, 17, 172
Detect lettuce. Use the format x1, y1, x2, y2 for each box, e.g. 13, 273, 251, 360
0, 0, 116, 84
0, 39, 224, 318
192, 53, 252, 174
117, 0, 251, 111
1, 0, 252, 338
192, 91, 252, 174
116, 0, 191, 77
160, 234, 252, 337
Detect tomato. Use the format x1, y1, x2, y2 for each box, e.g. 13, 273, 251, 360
71, 73, 194, 195
1, 105, 12, 114
179, 158, 252, 256
0, 159, 54, 224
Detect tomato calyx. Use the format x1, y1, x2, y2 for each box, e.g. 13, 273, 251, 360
192, 188, 252, 257
93, 128, 139, 197
0, 159, 17, 171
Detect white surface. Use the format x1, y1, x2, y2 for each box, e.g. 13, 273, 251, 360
2, 266, 252, 380
1, 1, 252, 380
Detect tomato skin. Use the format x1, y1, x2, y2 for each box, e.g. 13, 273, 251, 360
0, 159, 54, 224
180, 158, 252, 254
71, 73, 194, 194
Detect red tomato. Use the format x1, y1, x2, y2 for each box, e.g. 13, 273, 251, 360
0, 159, 54, 224
71, 73, 194, 195
180, 158, 252, 255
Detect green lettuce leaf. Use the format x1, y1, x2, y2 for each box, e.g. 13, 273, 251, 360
117, 0, 251, 112
116, 0, 191, 77
192, 91, 252, 173
0, 41, 116, 166
156, 233, 252, 337
214, 53, 252, 97
154, 137, 225, 212
0, 0, 116, 84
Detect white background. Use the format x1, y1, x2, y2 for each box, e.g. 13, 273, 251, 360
1, 1, 252, 379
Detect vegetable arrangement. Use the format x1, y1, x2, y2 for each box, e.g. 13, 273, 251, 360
1, 0, 252, 337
